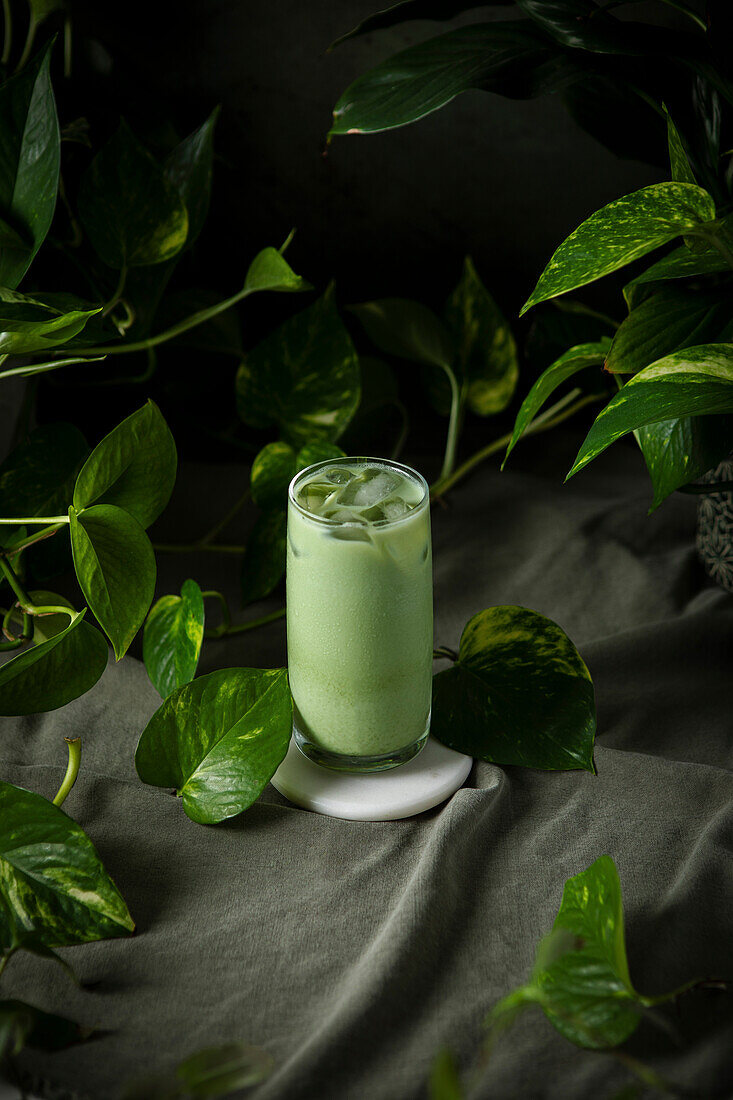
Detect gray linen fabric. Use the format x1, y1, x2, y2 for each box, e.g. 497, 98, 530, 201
2, 433, 732, 1100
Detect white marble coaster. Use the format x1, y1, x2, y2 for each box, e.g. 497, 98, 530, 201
270, 736, 473, 821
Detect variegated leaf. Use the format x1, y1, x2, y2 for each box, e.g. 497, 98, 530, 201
143, 579, 205, 698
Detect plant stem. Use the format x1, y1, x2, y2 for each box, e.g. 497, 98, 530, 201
79, 284, 256, 357
102, 263, 128, 318
16, 10, 36, 71
430, 391, 601, 499
0, 556, 75, 621
204, 605, 285, 639
653, 0, 706, 31
201, 589, 231, 634
0, 556, 30, 605
52, 738, 81, 808
1, 0, 11, 65
5, 522, 64, 556
0, 515, 69, 525
439, 367, 464, 482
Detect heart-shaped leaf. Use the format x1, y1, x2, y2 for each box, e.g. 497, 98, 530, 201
143, 579, 205, 698
0, 780, 134, 950
241, 510, 287, 606
164, 107, 219, 250
568, 344, 733, 479
69, 504, 156, 660
73, 400, 177, 528
637, 415, 733, 511
0, 1000, 91, 1058
350, 298, 454, 370
0, 423, 88, 523
0, 610, 108, 716
0, 41, 59, 287
78, 120, 188, 268
244, 247, 312, 294
330, 23, 578, 136
606, 287, 733, 376
432, 606, 596, 772
135, 667, 292, 824
503, 340, 610, 466
489, 856, 642, 1049
521, 183, 717, 315
236, 286, 360, 448
444, 256, 518, 415
250, 442, 298, 510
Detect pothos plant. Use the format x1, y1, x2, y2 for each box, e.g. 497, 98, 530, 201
329, 0, 733, 510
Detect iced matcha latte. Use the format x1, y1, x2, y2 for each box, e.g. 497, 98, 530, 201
287, 457, 433, 772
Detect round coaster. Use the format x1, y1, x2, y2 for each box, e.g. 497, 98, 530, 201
270, 736, 473, 821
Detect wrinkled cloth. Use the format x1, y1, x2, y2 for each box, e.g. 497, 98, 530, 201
2, 432, 732, 1100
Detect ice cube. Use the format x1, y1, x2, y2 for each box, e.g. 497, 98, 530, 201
321, 507, 367, 524
334, 473, 370, 506
322, 467, 351, 485
350, 470, 403, 507
361, 504, 386, 523
298, 481, 338, 515
382, 497, 410, 521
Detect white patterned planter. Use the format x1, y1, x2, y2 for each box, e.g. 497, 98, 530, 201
696, 457, 733, 592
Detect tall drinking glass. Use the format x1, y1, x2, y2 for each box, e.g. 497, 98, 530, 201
286, 456, 433, 772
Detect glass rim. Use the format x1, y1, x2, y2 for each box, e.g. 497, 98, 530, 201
288, 455, 430, 528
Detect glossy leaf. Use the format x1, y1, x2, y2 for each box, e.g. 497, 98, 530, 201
250, 442, 298, 510
622, 243, 731, 308
135, 667, 292, 825
490, 857, 642, 1049
165, 107, 219, 249
637, 415, 733, 511
244, 247, 312, 294
236, 286, 360, 448
0, 609, 108, 716
503, 340, 610, 466
350, 298, 454, 370
665, 105, 696, 185
515, 0, 645, 54
0, 780, 134, 950
78, 120, 188, 268
241, 510, 287, 606
143, 579, 205, 699
521, 184, 718, 315
568, 344, 733, 479
331, 1, 498, 48
69, 504, 156, 660
73, 400, 177, 529
330, 23, 577, 136
0, 297, 100, 355
7, 590, 74, 643
607, 288, 733, 375
0, 353, 106, 382
432, 606, 596, 772
0, 423, 88, 521
295, 441, 346, 471
0, 42, 59, 287
444, 256, 518, 414
0, 1000, 91, 1058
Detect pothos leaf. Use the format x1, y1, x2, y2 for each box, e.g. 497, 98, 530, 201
0, 422, 88, 524
164, 107, 219, 250
244, 247, 312, 294
0, 610, 108, 716
143, 579, 205, 698
135, 668, 292, 824
432, 606, 596, 772
240, 510, 287, 606
0, 780, 134, 950
637, 415, 733, 512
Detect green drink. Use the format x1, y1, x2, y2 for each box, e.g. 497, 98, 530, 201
287, 457, 433, 772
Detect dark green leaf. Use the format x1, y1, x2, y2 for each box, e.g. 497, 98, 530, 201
568, 344, 733, 479
503, 340, 610, 466
236, 286, 360, 448
73, 400, 177, 528
623, 244, 730, 308
432, 606, 596, 772
638, 415, 733, 511
143, 579, 205, 699
330, 23, 579, 136
331, 1, 499, 49
250, 442, 297, 510
244, 247, 312, 294
521, 183, 718, 315
296, 441, 346, 469
0, 1000, 91, 1058
665, 104, 696, 185
562, 71, 668, 169
444, 256, 518, 414
7, 590, 74, 643
0, 423, 88, 521
607, 287, 733, 376
515, 0, 645, 53
69, 504, 156, 660
0, 779, 134, 950
429, 1049, 464, 1100
78, 120, 188, 268
490, 856, 641, 1049
178, 1042, 275, 1096
164, 107, 219, 250
241, 510, 287, 606
0, 42, 59, 287
0, 294, 100, 355
350, 298, 454, 369
0, 609, 108, 716
135, 667, 292, 825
